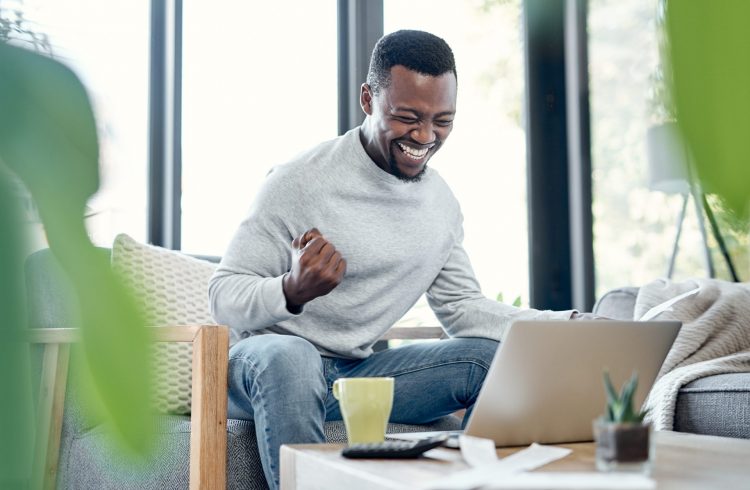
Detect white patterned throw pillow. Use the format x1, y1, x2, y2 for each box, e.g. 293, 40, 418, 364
111, 233, 218, 415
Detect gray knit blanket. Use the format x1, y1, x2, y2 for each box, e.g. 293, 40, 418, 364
634, 278, 750, 430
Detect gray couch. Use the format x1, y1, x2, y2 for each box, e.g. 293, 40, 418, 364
25, 249, 461, 490
593, 287, 750, 439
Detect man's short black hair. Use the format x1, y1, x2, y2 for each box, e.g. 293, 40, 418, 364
366, 30, 457, 95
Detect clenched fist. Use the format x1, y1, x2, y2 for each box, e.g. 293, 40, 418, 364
282, 228, 347, 312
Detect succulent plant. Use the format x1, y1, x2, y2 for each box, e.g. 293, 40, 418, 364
602, 371, 648, 424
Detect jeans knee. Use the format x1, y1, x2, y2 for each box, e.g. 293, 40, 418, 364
454, 337, 499, 370
232, 334, 321, 377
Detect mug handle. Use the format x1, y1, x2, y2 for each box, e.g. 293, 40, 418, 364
332, 379, 342, 400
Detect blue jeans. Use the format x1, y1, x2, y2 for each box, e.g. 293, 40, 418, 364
227, 335, 498, 489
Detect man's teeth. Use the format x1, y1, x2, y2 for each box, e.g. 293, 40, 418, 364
398, 143, 429, 160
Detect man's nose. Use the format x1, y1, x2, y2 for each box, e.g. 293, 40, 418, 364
411, 122, 435, 145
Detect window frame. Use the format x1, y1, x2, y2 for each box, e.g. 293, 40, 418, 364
147, 0, 595, 309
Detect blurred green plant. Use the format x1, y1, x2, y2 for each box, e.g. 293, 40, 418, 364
0, 165, 34, 487
0, 41, 154, 486
602, 371, 647, 424
496, 292, 522, 308
667, 1, 750, 220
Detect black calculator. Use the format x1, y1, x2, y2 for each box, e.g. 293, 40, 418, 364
341, 435, 448, 459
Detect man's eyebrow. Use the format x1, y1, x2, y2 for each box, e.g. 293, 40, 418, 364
391, 107, 456, 117
391, 107, 420, 115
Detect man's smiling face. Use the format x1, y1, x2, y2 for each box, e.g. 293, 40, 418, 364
360, 65, 457, 182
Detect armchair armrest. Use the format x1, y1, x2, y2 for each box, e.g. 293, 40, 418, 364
26, 324, 207, 343
188, 325, 229, 490
26, 327, 79, 343
26, 324, 229, 490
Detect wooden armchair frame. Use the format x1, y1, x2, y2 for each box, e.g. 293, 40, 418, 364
28, 324, 229, 490
28, 324, 441, 490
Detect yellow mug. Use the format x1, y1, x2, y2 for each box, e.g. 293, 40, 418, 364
332, 377, 394, 444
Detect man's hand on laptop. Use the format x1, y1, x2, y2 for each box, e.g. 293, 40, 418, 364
570, 312, 611, 321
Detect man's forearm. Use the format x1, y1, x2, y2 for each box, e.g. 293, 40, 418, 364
209, 272, 299, 332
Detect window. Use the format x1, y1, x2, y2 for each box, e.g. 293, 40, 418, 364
589, 0, 747, 295
180, 1, 338, 255
10, 0, 150, 248
384, 0, 528, 325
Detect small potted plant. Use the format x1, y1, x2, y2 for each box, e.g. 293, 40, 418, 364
593, 371, 652, 474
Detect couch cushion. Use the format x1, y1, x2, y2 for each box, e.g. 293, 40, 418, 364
62, 415, 462, 490
675, 372, 750, 438
111, 233, 219, 415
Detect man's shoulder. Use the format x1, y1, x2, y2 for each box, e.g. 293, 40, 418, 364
275, 131, 353, 175
246, 138, 335, 215
254, 131, 355, 206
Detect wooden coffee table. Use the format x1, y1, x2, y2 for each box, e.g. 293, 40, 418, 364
280, 431, 750, 489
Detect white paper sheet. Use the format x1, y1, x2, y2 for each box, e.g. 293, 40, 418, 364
638, 286, 701, 321
422, 443, 572, 490
423, 447, 465, 463
459, 435, 498, 467
491, 443, 571, 473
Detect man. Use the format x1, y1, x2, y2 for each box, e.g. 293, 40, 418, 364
209, 30, 575, 489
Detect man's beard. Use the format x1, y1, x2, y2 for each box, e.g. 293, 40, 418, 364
388, 152, 427, 183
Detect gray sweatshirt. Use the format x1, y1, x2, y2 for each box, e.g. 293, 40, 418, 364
209, 127, 573, 358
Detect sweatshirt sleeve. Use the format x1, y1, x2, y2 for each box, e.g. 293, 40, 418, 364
426, 222, 575, 341
208, 168, 301, 333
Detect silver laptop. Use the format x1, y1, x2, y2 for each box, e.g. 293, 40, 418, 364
462, 320, 681, 446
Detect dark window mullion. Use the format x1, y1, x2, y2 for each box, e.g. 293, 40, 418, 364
148, 0, 182, 249
523, 0, 573, 310
337, 0, 383, 135
148, 0, 166, 247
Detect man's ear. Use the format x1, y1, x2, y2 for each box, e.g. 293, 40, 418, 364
360, 83, 374, 115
